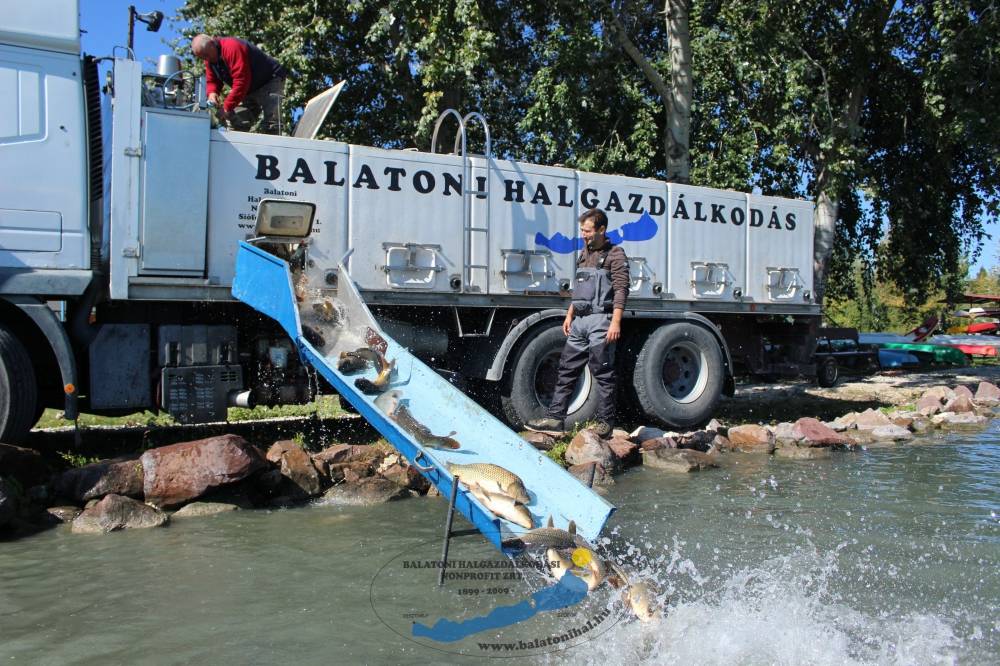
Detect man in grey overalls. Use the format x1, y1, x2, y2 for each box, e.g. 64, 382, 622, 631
527, 209, 630, 438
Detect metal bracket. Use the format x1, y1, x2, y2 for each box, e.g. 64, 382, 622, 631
691, 262, 738, 298
124, 146, 143, 157
500, 249, 555, 278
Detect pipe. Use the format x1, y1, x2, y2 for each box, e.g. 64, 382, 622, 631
227, 389, 255, 409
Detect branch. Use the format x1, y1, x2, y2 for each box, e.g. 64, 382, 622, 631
604, 4, 671, 103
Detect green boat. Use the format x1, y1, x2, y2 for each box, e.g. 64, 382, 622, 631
877, 342, 967, 366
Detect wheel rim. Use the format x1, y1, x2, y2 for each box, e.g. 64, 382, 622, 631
660, 341, 709, 404
534, 350, 592, 414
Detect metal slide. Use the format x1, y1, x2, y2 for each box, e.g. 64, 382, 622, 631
232, 242, 615, 553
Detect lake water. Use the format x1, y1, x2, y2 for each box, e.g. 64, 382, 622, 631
2, 421, 998, 665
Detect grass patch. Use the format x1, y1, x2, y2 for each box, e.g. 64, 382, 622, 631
58, 451, 101, 468
34, 395, 348, 430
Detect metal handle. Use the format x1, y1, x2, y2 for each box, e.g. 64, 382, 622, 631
412, 451, 436, 472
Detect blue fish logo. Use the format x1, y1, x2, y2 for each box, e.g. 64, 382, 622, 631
535, 211, 659, 254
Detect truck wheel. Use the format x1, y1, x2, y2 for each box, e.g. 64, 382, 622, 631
0, 324, 38, 443
816, 358, 839, 387
501, 324, 599, 429
632, 322, 724, 429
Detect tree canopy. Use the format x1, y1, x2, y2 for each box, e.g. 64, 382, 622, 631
178, 0, 1000, 306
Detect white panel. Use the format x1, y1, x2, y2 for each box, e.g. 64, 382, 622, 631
575, 171, 668, 302
346, 146, 465, 292
0, 46, 86, 272
486, 159, 577, 294
18, 68, 40, 136
204, 132, 350, 287
746, 195, 815, 303
0, 65, 17, 138
668, 184, 747, 301
0, 208, 61, 251
0, 0, 80, 54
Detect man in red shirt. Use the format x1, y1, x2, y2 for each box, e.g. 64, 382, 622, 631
192, 34, 288, 135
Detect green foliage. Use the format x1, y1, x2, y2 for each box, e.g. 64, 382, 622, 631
175, 0, 1000, 304
58, 451, 101, 468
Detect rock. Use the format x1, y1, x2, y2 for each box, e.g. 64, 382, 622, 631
520, 431, 555, 451
56, 455, 144, 502
675, 430, 715, 452
0, 477, 17, 528
825, 418, 850, 432
71, 494, 168, 534
711, 434, 732, 451
640, 436, 676, 452
931, 412, 989, 428
775, 445, 832, 460
327, 461, 375, 484
974, 381, 1000, 404
910, 417, 932, 433
267, 440, 323, 497
791, 418, 855, 448
318, 477, 410, 505
606, 437, 640, 466
172, 502, 240, 518
565, 430, 615, 468
377, 456, 430, 494
916, 394, 943, 416
0, 444, 49, 488
922, 385, 956, 402
942, 395, 975, 414
311, 444, 353, 471
642, 448, 719, 472
853, 409, 893, 430
891, 415, 914, 430
141, 434, 266, 509
773, 422, 799, 445
46, 506, 82, 523
705, 419, 725, 435
567, 462, 614, 487
629, 426, 669, 443
611, 429, 631, 440
952, 385, 974, 400
726, 424, 775, 453
869, 425, 913, 442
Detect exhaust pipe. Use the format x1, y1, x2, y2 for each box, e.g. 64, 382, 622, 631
227, 389, 255, 409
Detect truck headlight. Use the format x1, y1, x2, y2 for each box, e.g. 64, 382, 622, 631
255, 199, 316, 238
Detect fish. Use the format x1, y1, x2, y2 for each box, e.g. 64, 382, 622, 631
337, 348, 381, 373
354, 357, 395, 395
312, 299, 339, 323
502, 516, 581, 550
546, 548, 601, 592
621, 580, 662, 622
468, 483, 534, 529
301, 325, 326, 349
374, 389, 402, 415
446, 463, 530, 505
390, 402, 460, 449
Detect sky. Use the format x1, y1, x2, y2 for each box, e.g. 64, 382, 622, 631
77, 1, 997, 278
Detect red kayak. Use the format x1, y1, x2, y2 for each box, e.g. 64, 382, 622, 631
948, 344, 998, 357
966, 322, 999, 334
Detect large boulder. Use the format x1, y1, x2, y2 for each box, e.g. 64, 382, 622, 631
0, 444, 49, 488
772, 422, 799, 445
853, 409, 893, 430
311, 444, 354, 473
775, 445, 832, 460
520, 431, 556, 451
318, 477, 410, 505
629, 426, 670, 443
931, 412, 989, 428
56, 455, 144, 502
869, 425, 913, 442
141, 434, 265, 509
606, 437, 640, 466
639, 436, 676, 452
791, 418, 855, 448
565, 430, 615, 468
922, 385, 956, 402
952, 385, 974, 400
172, 502, 240, 519
942, 395, 975, 414
726, 425, 775, 453
567, 462, 614, 487
376, 454, 430, 493
71, 494, 168, 534
642, 447, 719, 472
916, 394, 943, 416
974, 381, 1000, 405
675, 430, 715, 452
267, 440, 323, 497
46, 506, 82, 523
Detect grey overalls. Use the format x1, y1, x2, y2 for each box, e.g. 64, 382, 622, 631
546, 248, 619, 423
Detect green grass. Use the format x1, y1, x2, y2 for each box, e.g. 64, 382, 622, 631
34, 395, 348, 430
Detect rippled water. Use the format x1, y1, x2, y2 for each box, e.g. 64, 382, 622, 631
2, 422, 998, 665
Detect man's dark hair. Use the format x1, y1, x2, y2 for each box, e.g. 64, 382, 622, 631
578, 208, 608, 230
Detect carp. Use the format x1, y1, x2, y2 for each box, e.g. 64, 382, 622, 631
446, 462, 530, 505
390, 403, 460, 449
468, 483, 534, 529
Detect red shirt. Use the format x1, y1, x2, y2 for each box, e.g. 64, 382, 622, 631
204, 37, 252, 113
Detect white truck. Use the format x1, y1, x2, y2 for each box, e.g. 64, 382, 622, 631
0, 2, 821, 444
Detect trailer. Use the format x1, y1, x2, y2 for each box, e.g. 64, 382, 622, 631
0, 2, 820, 444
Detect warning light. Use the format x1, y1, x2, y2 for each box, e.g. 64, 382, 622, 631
64, 383, 75, 394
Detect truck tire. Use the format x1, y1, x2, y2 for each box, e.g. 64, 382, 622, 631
0, 324, 38, 443
500, 324, 599, 429
816, 358, 839, 387
633, 322, 724, 429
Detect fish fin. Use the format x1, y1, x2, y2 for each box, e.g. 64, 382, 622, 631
568, 520, 576, 535
446, 431, 457, 437
546, 516, 554, 528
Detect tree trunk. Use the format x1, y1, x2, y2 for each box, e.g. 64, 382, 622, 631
813, 188, 838, 304
665, 0, 691, 183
